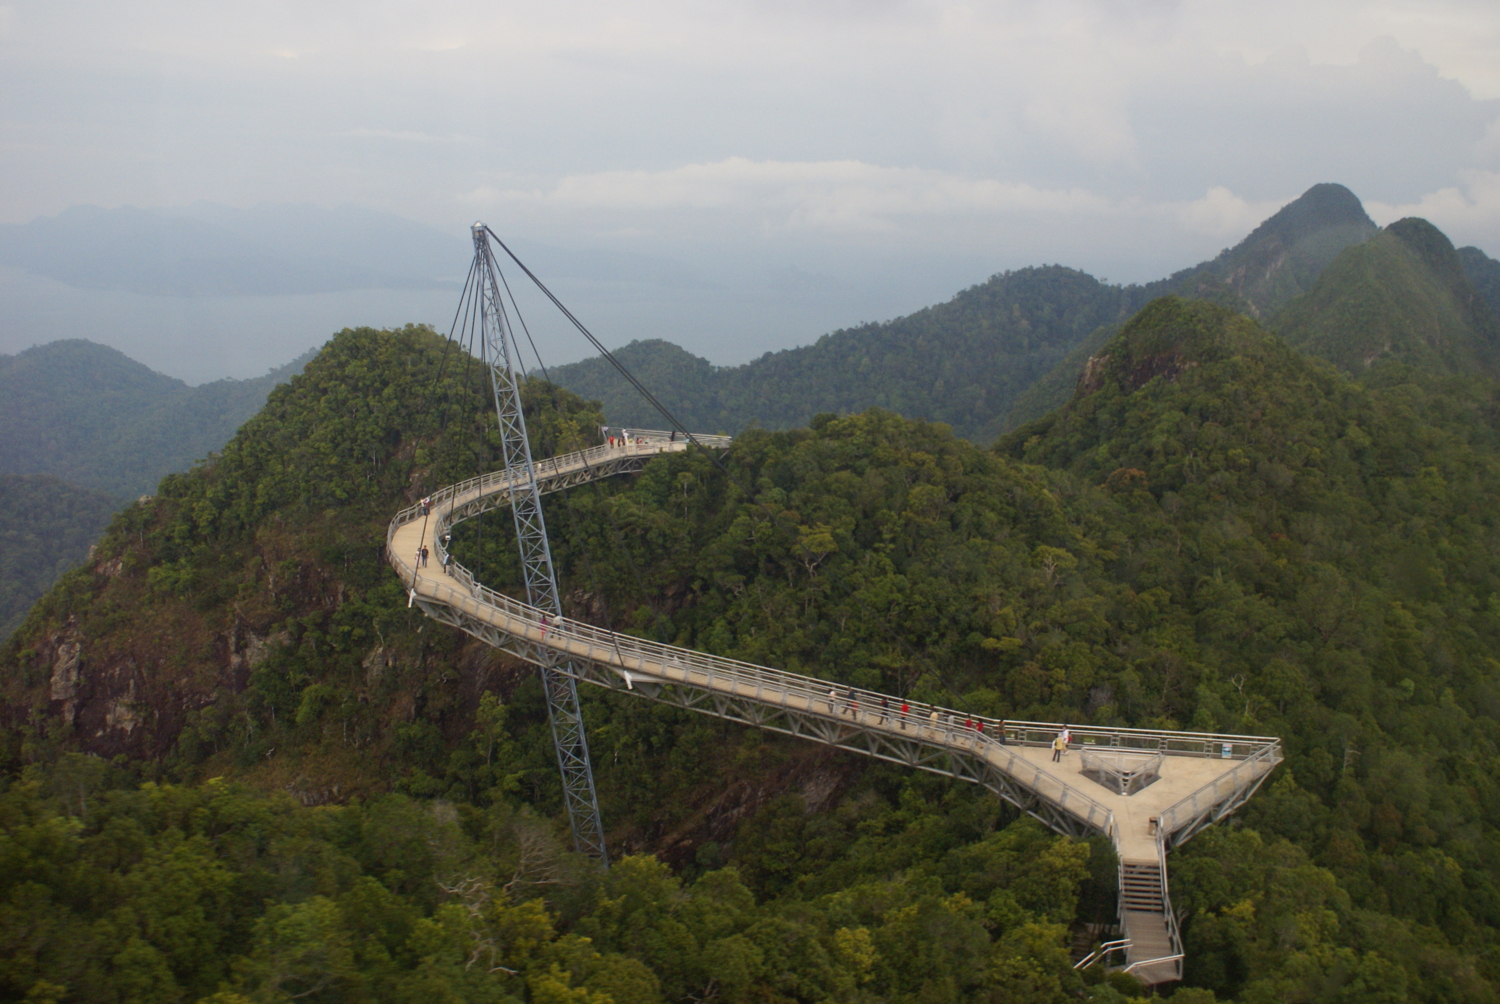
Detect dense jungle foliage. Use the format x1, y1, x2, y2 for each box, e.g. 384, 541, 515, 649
469, 298, 1500, 1000
8, 280, 1500, 1003
549, 264, 1134, 444
1, 753, 1149, 1004
0, 474, 119, 642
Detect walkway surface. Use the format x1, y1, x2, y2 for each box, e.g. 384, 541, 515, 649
388, 431, 1283, 985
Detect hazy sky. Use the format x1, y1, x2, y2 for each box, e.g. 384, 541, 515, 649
3, 1, 1500, 376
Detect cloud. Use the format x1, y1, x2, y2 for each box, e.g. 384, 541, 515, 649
335, 128, 477, 144
1176, 187, 1289, 239
1367, 170, 1500, 251
472, 158, 1118, 234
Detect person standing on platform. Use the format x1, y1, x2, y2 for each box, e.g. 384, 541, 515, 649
1052, 733, 1066, 762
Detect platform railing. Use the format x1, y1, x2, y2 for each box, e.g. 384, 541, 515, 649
1156, 740, 1285, 837
1002, 720, 1279, 760
1079, 748, 1164, 796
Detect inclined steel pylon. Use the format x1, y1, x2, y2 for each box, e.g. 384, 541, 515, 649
471, 223, 608, 863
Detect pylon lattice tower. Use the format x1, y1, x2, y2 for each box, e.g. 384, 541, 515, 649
470, 222, 608, 862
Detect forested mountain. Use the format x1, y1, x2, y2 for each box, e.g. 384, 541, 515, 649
551, 183, 1379, 442
0, 474, 118, 640
553, 265, 1134, 443
1458, 244, 1500, 320
3, 327, 1130, 1003
1139, 182, 1378, 318
0, 339, 311, 498
999, 183, 1379, 428
1275, 217, 1500, 377
7, 308, 1500, 1001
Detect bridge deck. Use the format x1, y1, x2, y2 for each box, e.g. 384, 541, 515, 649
388, 433, 1282, 984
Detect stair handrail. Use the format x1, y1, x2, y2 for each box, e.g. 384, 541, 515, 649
1154, 829, 1184, 982
1122, 952, 1185, 977
1073, 938, 1132, 970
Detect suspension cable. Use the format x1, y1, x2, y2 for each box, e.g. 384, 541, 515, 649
480, 226, 729, 476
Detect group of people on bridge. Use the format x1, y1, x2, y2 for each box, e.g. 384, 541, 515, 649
602, 426, 676, 448
821, 686, 1076, 760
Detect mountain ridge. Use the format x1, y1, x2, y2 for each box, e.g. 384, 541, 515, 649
0, 338, 312, 498
1274, 217, 1500, 378
552, 183, 1382, 441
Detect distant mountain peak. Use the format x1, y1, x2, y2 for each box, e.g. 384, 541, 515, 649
1147, 183, 1378, 319
1249, 182, 1374, 245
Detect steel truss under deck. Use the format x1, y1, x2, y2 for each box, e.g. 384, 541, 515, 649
412, 588, 1102, 840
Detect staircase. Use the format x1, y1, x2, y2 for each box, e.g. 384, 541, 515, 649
1119, 859, 1182, 985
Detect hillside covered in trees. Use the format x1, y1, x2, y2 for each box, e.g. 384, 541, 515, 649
0, 339, 312, 643
0, 339, 312, 499
5, 294, 1500, 1001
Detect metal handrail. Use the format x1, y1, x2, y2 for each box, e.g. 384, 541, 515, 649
1155, 830, 1184, 980
1156, 741, 1285, 837
391, 433, 729, 532
402, 560, 1124, 835
1079, 748, 1163, 796
1003, 719, 1278, 758
1074, 938, 1132, 970
1122, 953, 1185, 976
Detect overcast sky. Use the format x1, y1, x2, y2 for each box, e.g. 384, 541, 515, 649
3, 1, 1500, 376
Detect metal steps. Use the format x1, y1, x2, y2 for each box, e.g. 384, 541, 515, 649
1118, 858, 1182, 985
1120, 860, 1165, 911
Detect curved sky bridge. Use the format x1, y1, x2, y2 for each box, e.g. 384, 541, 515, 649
388, 429, 1283, 985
